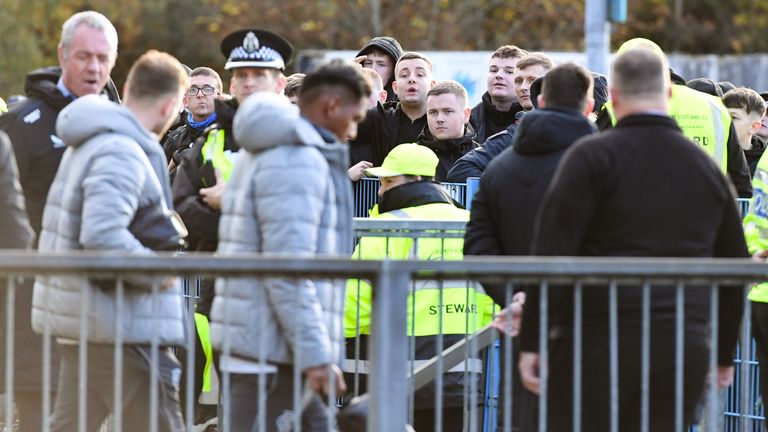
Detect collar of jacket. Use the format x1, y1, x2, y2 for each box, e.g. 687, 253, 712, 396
481, 92, 522, 120
378, 180, 459, 214
747, 134, 768, 157
513, 107, 595, 155
615, 113, 681, 131
205, 97, 238, 133
23, 66, 120, 111
417, 125, 477, 154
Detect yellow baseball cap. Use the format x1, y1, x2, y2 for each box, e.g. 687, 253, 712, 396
365, 143, 439, 178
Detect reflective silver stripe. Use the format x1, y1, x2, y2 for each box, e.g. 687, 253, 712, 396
412, 280, 487, 294
387, 209, 411, 219
341, 358, 483, 374
708, 100, 726, 169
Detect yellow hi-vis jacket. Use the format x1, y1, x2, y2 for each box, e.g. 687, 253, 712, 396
604, 84, 730, 172
745, 153, 768, 302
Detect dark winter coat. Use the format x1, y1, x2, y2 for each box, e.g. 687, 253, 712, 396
522, 114, 749, 368
162, 118, 208, 166
356, 36, 404, 102
445, 111, 527, 183
746, 135, 767, 178
0, 67, 119, 239
464, 108, 596, 305
469, 92, 523, 144
350, 101, 427, 167
416, 125, 479, 182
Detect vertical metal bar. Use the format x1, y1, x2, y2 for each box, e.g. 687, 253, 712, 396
463, 279, 471, 432
42, 276, 52, 432
4, 276, 15, 432
640, 282, 651, 432
538, 280, 548, 432
221, 275, 232, 432
184, 278, 194, 432
149, 281, 160, 432
503, 282, 513, 432
78, 279, 90, 432
292, 354, 300, 432
573, 281, 583, 432
740, 284, 752, 432
259, 277, 270, 432
327, 276, 338, 432
113, 278, 124, 432
408, 236, 419, 425
708, 283, 719, 432
435, 276, 444, 432
368, 260, 409, 432
609, 281, 618, 432
675, 282, 685, 432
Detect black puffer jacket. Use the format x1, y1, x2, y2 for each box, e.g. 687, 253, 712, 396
469, 92, 523, 144
162, 120, 208, 166
417, 126, 479, 182
356, 36, 404, 102
0, 67, 119, 240
464, 107, 595, 305
350, 101, 426, 167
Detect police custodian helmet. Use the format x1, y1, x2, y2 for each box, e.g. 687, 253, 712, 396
220, 29, 294, 71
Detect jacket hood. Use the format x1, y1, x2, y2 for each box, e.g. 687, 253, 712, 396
56, 95, 158, 153
356, 37, 404, 65
513, 108, 595, 155
233, 92, 326, 153
25, 66, 120, 109
592, 73, 609, 113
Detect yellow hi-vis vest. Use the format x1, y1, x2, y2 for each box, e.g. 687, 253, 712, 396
745, 153, 768, 302
344, 202, 495, 339
200, 129, 237, 184
604, 84, 730, 172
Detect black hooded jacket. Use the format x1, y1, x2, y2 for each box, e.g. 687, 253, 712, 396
746, 135, 767, 178
0, 67, 120, 240
464, 107, 596, 305
417, 126, 479, 182
356, 36, 404, 102
350, 101, 427, 167
469, 92, 524, 144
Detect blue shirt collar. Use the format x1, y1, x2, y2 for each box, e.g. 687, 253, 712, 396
56, 77, 74, 100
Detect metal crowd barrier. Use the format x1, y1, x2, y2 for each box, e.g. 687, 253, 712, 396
0, 249, 764, 430
353, 178, 472, 217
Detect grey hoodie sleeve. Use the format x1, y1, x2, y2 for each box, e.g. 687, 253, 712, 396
0, 132, 33, 249
254, 146, 333, 370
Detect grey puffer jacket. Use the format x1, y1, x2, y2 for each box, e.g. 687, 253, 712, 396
32, 95, 185, 345
210, 93, 353, 370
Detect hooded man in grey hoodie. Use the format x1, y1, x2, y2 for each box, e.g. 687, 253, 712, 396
211, 59, 370, 431
32, 50, 189, 431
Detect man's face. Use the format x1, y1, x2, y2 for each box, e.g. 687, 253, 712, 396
378, 175, 410, 198
361, 51, 394, 87
728, 108, 762, 150
487, 57, 518, 102
392, 59, 434, 105
229, 67, 281, 101
328, 95, 369, 143
758, 114, 768, 139
58, 24, 116, 98
185, 75, 219, 120
514, 64, 548, 111
427, 93, 469, 140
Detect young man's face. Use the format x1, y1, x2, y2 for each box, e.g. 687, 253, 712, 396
361, 50, 394, 87
229, 67, 282, 101
392, 59, 434, 105
185, 75, 220, 121
427, 93, 469, 141
514, 64, 548, 111
487, 57, 518, 103
327, 94, 369, 143
58, 24, 116, 98
728, 107, 762, 150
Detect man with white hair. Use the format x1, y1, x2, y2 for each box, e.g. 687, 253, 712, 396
0, 11, 119, 431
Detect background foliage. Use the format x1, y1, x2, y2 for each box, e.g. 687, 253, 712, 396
1, 0, 765, 97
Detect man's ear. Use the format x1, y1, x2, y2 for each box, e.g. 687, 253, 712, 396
324, 93, 341, 118
391, 80, 398, 93
378, 90, 388, 103
583, 98, 595, 118
751, 117, 763, 136
463, 107, 471, 124
275, 73, 287, 95
537, 94, 545, 109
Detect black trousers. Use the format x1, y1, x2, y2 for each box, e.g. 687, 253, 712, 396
752, 301, 768, 429
547, 322, 709, 432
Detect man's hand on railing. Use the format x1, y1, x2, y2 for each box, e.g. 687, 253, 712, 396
716, 365, 734, 389
519, 351, 541, 394
305, 363, 347, 396
491, 291, 525, 337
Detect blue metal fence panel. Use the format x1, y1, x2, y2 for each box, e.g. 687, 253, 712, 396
354, 178, 469, 217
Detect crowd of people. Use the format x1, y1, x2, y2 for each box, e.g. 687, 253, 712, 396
2, 8, 768, 432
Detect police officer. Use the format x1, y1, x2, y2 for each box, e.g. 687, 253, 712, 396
597, 38, 753, 198
343, 143, 494, 432
170, 28, 293, 426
